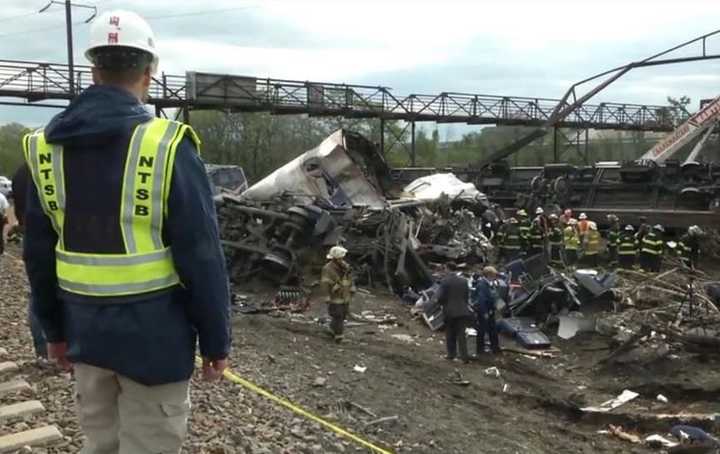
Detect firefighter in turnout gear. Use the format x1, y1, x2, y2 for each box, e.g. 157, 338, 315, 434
577, 212, 590, 239
618, 225, 638, 269
547, 214, 564, 267
559, 208, 574, 227
528, 217, 546, 257
640, 224, 665, 272
636, 216, 651, 244
582, 222, 602, 268
497, 217, 522, 263
678, 225, 703, 269
22, 10, 231, 454
516, 209, 531, 252
563, 218, 581, 267
321, 245, 354, 342
606, 214, 621, 265
534, 206, 548, 234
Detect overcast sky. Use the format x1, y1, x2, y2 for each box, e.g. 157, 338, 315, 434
2, 0, 720, 139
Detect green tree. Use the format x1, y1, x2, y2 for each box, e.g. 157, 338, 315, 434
0, 123, 31, 176
667, 95, 692, 121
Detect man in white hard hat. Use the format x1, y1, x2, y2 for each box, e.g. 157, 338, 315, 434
577, 212, 590, 239
23, 10, 230, 454
606, 214, 621, 266
582, 221, 602, 268
678, 225, 703, 269
640, 224, 665, 272
321, 245, 354, 342
618, 225, 638, 269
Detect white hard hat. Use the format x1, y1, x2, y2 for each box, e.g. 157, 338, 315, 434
589, 222, 598, 231
86, 10, 159, 73
624, 224, 634, 232
327, 245, 348, 260
579, 213, 588, 220
688, 225, 703, 236
568, 218, 578, 225
535, 207, 544, 215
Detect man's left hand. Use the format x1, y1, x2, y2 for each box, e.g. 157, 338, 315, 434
47, 342, 72, 371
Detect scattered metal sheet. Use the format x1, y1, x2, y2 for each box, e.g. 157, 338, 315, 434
241, 129, 389, 209
557, 313, 597, 340
402, 173, 489, 206
581, 389, 639, 413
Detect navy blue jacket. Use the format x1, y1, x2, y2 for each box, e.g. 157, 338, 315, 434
23, 85, 231, 385
471, 278, 495, 316
436, 273, 472, 320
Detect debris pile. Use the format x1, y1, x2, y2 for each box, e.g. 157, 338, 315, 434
217, 129, 494, 293
596, 267, 720, 362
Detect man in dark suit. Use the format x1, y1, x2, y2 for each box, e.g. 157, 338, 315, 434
437, 266, 473, 363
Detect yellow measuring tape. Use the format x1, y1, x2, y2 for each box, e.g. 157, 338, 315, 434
195, 357, 394, 454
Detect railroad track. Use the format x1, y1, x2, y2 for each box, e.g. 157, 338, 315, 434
0, 349, 63, 453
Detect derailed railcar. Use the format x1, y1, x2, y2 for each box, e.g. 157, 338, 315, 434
391, 160, 720, 230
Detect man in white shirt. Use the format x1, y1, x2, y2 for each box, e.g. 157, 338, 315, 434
0, 191, 8, 255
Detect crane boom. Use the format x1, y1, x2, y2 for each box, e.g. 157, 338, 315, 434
683, 123, 716, 164
640, 95, 720, 162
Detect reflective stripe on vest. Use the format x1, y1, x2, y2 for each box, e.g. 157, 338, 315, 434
120, 120, 182, 253
24, 131, 66, 248
585, 231, 601, 255
55, 247, 179, 296
23, 118, 199, 297
549, 228, 563, 245
618, 235, 637, 255
564, 228, 580, 250
641, 234, 663, 255
608, 230, 620, 246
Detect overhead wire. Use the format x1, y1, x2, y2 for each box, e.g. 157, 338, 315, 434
0, 3, 262, 40
0, 1, 73, 40
0, 10, 40, 25
145, 4, 261, 21
0, 1, 49, 24
0, 21, 85, 39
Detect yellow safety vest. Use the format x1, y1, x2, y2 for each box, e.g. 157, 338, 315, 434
563, 226, 580, 250
584, 230, 602, 256
23, 118, 200, 297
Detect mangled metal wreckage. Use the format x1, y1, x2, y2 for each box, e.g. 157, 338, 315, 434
217, 129, 495, 290
240, 129, 388, 209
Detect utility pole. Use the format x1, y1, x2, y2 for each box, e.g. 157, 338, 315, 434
65, 0, 74, 95
40, 1, 96, 98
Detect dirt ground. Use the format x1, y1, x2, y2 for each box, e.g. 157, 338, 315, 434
1, 244, 719, 453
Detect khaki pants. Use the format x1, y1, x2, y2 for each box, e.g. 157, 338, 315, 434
74, 363, 191, 454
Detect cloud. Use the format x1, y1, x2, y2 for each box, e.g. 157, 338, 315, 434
2, 0, 720, 133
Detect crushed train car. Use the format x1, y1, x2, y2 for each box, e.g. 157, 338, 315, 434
240, 129, 391, 209
217, 129, 494, 291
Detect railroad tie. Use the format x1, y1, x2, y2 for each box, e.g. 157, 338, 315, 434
0, 426, 63, 454
0, 359, 64, 452
0, 379, 31, 397
0, 362, 18, 375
